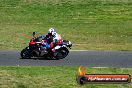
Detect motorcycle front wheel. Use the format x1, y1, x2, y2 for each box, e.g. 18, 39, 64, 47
21, 47, 31, 59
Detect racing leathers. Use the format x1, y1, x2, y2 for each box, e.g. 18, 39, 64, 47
49, 32, 63, 52
40, 32, 62, 53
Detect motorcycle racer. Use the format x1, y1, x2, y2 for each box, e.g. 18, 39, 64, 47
21, 31, 72, 59
47, 28, 63, 52
39, 28, 63, 55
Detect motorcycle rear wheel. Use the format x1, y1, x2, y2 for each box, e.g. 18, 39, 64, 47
55, 47, 69, 59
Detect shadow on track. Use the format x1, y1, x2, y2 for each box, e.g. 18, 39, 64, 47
19, 57, 60, 60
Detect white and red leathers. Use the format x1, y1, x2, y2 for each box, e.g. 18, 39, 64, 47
49, 32, 63, 52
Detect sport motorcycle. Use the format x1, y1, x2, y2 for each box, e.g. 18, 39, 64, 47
20, 32, 72, 60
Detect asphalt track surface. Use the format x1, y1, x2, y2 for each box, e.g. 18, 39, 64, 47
0, 50, 132, 68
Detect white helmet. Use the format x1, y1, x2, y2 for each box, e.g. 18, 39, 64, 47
48, 28, 56, 36
48, 28, 55, 33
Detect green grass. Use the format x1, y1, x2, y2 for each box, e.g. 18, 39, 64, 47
0, 66, 131, 88
0, 0, 132, 50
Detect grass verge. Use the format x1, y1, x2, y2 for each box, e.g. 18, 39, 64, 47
0, 66, 132, 88
0, 0, 132, 50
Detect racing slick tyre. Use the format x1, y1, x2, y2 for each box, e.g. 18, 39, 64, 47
21, 47, 31, 59
55, 47, 69, 59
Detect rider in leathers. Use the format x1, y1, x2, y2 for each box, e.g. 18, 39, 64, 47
41, 28, 63, 53
47, 28, 63, 52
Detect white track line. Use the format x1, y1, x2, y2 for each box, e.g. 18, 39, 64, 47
70, 50, 90, 51
92, 67, 109, 68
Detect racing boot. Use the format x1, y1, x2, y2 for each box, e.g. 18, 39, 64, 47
51, 49, 57, 59
52, 49, 56, 53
